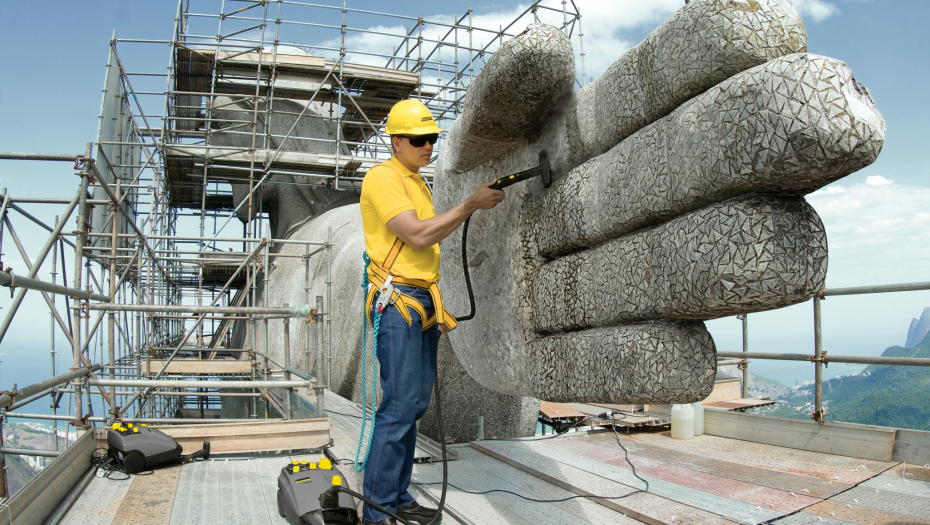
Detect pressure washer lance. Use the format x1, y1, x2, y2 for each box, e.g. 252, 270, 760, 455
456, 150, 551, 322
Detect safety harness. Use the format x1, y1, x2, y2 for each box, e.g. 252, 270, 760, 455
362, 162, 457, 333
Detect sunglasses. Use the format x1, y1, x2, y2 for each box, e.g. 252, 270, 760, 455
398, 134, 439, 147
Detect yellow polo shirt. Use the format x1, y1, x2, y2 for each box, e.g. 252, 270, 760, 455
360, 157, 440, 282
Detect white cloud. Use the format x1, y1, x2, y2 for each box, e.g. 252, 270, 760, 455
304, 0, 683, 84
865, 175, 893, 186
806, 179, 930, 287
790, 0, 840, 23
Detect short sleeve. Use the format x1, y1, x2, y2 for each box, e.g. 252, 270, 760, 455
362, 166, 415, 223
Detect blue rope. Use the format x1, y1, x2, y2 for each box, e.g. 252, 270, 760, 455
355, 253, 380, 472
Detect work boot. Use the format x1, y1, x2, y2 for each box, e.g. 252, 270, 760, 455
396, 501, 442, 524
362, 519, 397, 525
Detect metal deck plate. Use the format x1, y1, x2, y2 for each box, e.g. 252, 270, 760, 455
219, 459, 273, 524
587, 432, 851, 499
770, 512, 855, 524
60, 472, 133, 525
884, 463, 930, 482
170, 459, 218, 524
257, 457, 294, 525
806, 499, 930, 525
864, 475, 930, 498
115, 464, 183, 524
527, 439, 784, 523
548, 433, 819, 513
412, 447, 639, 525
473, 440, 740, 524
621, 431, 889, 484
832, 486, 930, 520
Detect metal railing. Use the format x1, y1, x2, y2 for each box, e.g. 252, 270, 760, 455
722, 281, 930, 422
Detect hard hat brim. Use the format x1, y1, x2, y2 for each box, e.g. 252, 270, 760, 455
386, 123, 443, 135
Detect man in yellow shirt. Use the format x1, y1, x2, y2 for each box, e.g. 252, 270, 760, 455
358, 100, 503, 525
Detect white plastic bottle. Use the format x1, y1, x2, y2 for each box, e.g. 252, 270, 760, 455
670, 403, 694, 440
691, 401, 704, 436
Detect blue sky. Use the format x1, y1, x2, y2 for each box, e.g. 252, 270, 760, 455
0, 0, 928, 394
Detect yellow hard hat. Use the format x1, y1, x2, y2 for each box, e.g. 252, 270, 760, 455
385, 100, 442, 136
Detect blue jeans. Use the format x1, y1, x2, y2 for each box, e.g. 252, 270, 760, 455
362, 284, 439, 522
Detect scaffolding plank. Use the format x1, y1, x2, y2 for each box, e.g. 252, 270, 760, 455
584, 432, 851, 499
115, 464, 182, 524
170, 460, 217, 524
256, 457, 294, 525
218, 459, 272, 524
412, 447, 639, 525
59, 473, 133, 525
864, 474, 930, 498
529, 439, 783, 523
805, 499, 930, 525
703, 399, 777, 411
832, 485, 930, 519
153, 418, 328, 454
770, 513, 854, 525
145, 359, 251, 374
538, 401, 584, 420
546, 433, 819, 513
472, 440, 740, 525
620, 431, 891, 484
702, 411, 896, 462
884, 462, 930, 482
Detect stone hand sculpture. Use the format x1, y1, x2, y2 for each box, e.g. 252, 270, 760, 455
433, 0, 885, 404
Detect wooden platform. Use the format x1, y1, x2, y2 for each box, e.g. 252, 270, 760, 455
55, 382, 930, 524
703, 399, 777, 412
59, 419, 930, 525
541, 401, 671, 430
471, 429, 928, 525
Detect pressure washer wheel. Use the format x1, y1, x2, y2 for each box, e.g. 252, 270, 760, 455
277, 489, 287, 518
123, 451, 145, 475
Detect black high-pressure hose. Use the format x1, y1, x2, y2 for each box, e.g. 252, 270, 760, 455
455, 150, 550, 322
455, 215, 478, 322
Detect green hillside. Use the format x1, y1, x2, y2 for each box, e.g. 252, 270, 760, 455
753, 332, 930, 430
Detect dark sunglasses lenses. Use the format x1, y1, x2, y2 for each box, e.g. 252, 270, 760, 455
407, 134, 438, 147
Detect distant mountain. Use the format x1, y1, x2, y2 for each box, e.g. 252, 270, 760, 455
758, 332, 930, 430
906, 307, 930, 348
1, 423, 72, 496
820, 333, 930, 429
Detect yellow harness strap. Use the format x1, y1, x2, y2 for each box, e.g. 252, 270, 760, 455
364, 177, 457, 332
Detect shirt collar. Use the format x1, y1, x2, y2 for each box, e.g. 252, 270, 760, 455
389, 156, 420, 179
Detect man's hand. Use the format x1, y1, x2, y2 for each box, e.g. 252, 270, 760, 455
467, 180, 505, 210
439, 322, 454, 334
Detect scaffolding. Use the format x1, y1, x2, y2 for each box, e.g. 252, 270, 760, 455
0, 0, 586, 497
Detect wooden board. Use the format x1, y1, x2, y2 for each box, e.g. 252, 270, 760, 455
538, 401, 584, 420
702, 410, 897, 462
153, 418, 329, 454
473, 440, 740, 525
884, 462, 930, 482
585, 431, 854, 499
145, 359, 251, 375
704, 378, 742, 403
115, 464, 183, 524
549, 433, 819, 514
704, 399, 776, 411
805, 499, 930, 525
